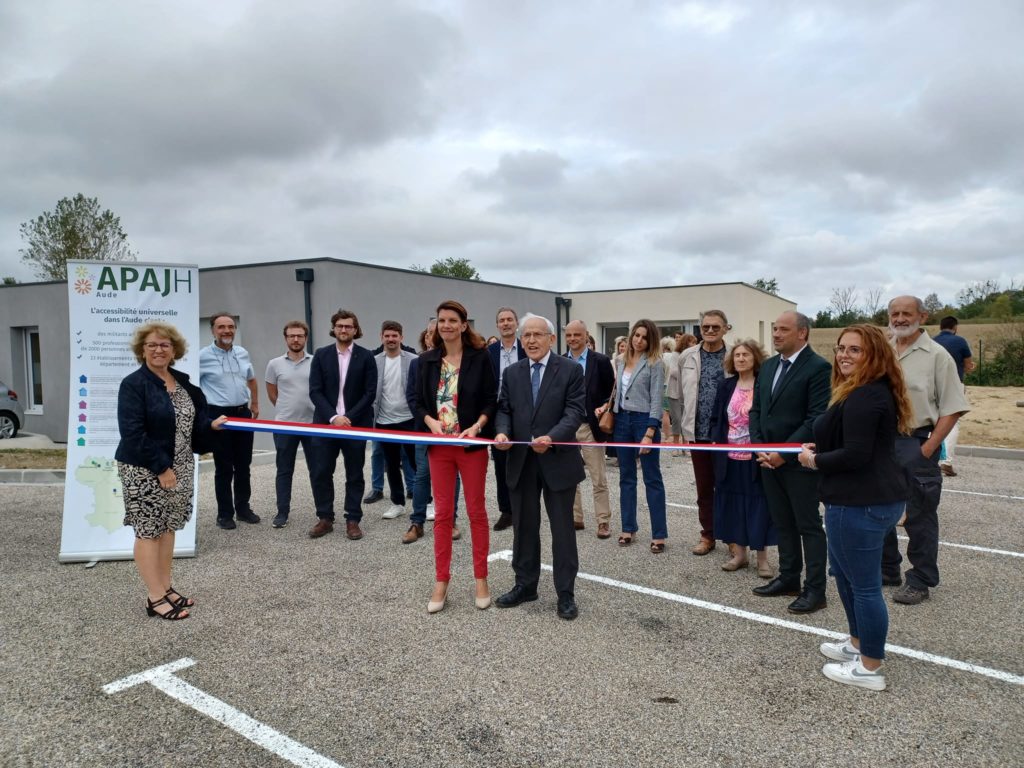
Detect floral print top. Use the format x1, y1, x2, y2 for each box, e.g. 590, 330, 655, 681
726, 385, 754, 461
435, 360, 461, 435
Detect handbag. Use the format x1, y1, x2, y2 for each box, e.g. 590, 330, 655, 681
598, 381, 617, 435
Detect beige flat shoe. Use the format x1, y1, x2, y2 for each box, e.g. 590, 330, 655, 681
721, 557, 749, 571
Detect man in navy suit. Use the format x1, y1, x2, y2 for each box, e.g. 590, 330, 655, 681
494, 314, 586, 620
307, 309, 378, 540
487, 307, 527, 531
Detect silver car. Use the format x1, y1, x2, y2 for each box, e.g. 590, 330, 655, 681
0, 379, 25, 438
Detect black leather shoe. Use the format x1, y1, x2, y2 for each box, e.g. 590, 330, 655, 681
216, 516, 236, 530
787, 591, 827, 614
882, 574, 902, 587
495, 585, 538, 608
557, 598, 579, 620
752, 577, 800, 597
363, 490, 384, 504
236, 510, 261, 524
492, 513, 513, 531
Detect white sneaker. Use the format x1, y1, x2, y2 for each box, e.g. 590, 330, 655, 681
426, 504, 435, 521
382, 504, 405, 520
822, 660, 886, 691
820, 639, 860, 662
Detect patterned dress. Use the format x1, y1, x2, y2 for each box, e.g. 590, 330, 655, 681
118, 386, 196, 538
435, 360, 461, 434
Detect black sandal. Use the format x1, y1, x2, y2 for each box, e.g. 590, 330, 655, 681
165, 586, 194, 609
618, 533, 634, 547
146, 596, 190, 620
650, 541, 665, 554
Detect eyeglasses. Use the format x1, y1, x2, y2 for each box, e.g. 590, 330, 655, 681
333, 324, 355, 330
701, 325, 723, 332
833, 345, 864, 356
144, 342, 172, 351
285, 333, 307, 339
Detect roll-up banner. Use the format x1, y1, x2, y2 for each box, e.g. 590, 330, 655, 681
59, 261, 201, 563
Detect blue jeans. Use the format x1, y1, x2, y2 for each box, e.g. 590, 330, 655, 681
825, 501, 906, 659
614, 410, 667, 539
272, 433, 316, 516
371, 440, 414, 493
410, 442, 459, 526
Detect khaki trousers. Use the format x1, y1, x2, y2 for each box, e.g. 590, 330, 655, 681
573, 422, 611, 525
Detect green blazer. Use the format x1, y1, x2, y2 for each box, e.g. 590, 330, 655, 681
749, 347, 832, 469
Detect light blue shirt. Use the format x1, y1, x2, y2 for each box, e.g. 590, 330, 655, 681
568, 347, 588, 374
200, 342, 255, 406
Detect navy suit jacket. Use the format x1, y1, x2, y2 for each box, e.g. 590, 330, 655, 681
495, 354, 586, 492
308, 343, 377, 427
488, 339, 527, 389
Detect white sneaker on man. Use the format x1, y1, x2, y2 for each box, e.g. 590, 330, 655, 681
820, 639, 860, 662
822, 660, 886, 691
426, 504, 435, 521
382, 504, 405, 520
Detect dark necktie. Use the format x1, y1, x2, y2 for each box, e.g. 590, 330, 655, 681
531, 362, 542, 404
772, 358, 791, 395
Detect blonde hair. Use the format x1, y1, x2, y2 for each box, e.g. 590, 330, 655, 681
130, 322, 187, 364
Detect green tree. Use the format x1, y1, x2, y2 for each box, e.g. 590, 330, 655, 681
19, 194, 137, 280
411, 257, 481, 280
753, 277, 779, 295
2, 277, 17, 286
923, 292, 943, 315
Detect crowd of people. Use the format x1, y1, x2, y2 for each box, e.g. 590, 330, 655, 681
114, 295, 971, 692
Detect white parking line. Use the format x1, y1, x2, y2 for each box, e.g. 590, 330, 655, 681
487, 550, 1024, 687
104, 658, 343, 768
945, 489, 1024, 501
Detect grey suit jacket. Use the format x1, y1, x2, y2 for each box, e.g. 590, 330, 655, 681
373, 349, 417, 424
613, 355, 664, 426
495, 354, 586, 492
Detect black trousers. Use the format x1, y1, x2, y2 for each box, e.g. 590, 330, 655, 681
377, 419, 418, 505
509, 453, 579, 600
272, 432, 316, 516
882, 435, 943, 589
310, 436, 367, 522
208, 404, 254, 519
760, 466, 827, 593
492, 446, 512, 515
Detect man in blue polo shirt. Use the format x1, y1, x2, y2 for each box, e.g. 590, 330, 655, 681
932, 315, 975, 477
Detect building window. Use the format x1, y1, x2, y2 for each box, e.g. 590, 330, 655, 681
601, 323, 629, 357
23, 327, 43, 412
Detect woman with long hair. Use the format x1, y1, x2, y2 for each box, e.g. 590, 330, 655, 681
598, 319, 667, 552
413, 300, 497, 613
798, 324, 912, 691
710, 340, 776, 577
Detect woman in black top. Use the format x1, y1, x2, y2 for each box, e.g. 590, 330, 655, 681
798, 324, 912, 691
115, 322, 226, 620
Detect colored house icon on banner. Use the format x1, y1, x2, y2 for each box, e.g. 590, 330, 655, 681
79, 375, 88, 383
78, 414, 87, 423
78, 401, 87, 409
79, 388, 87, 397
77, 438, 86, 446
77, 426, 86, 434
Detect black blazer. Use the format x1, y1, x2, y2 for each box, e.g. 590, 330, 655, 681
709, 375, 761, 486
308, 343, 377, 427
494, 354, 586, 492
813, 377, 909, 505
565, 350, 615, 443
488, 339, 527, 388
413, 346, 497, 450
748, 347, 832, 469
115, 365, 215, 474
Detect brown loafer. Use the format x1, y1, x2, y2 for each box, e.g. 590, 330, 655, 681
597, 523, 611, 539
402, 524, 424, 544
574, 520, 585, 531
308, 519, 334, 538
345, 521, 363, 540
691, 538, 715, 556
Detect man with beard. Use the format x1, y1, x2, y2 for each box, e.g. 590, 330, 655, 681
883, 296, 969, 605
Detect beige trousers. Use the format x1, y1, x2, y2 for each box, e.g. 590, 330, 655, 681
573, 422, 611, 525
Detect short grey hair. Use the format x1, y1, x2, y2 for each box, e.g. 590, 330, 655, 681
519, 313, 555, 335
794, 311, 811, 333
887, 295, 926, 313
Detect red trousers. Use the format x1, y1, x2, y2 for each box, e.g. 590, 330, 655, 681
428, 445, 490, 581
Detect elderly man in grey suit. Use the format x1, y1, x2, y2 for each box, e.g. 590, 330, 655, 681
494, 314, 587, 620
373, 320, 418, 521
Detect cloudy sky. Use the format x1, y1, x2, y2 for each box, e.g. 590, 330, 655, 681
1, 0, 1021, 313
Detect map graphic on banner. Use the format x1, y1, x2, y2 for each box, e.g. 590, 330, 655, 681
59, 261, 201, 563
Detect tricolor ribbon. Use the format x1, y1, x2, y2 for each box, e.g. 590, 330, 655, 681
222, 418, 802, 453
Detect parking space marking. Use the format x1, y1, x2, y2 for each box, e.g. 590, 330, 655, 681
487, 550, 1024, 687
945, 489, 1024, 501
104, 658, 343, 768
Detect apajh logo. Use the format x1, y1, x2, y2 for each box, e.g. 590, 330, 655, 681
73, 265, 94, 295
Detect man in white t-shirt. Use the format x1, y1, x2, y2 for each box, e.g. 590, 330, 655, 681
264, 320, 315, 529
373, 321, 419, 520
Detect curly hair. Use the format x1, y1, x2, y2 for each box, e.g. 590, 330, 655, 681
723, 339, 766, 376
830, 324, 913, 435
130, 322, 187, 364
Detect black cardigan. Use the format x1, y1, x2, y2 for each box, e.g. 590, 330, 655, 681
413, 346, 496, 451
708, 374, 761, 486
812, 377, 909, 505
114, 365, 215, 474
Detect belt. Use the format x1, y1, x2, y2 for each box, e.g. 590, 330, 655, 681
213, 404, 249, 413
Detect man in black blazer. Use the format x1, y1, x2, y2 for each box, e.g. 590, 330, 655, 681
487, 307, 527, 531
494, 314, 586, 620
749, 311, 832, 613
307, 309, 378, 541
564, 320, 615, 538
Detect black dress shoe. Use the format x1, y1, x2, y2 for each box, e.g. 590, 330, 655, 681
216, 516, 236, 530
787, 591, 827, 614
557, 598, 579, 620
492, 513, 513, 531
495, 585, 538, 608
363, 490, 384, 504
236, 510, 261, 524
752, 577, 800, 597
882, 574, 902, 587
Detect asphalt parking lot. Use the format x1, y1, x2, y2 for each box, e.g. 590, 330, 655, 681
2, 452, 1022, 767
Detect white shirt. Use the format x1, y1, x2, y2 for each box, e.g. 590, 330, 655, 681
771, 343, 807, 391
